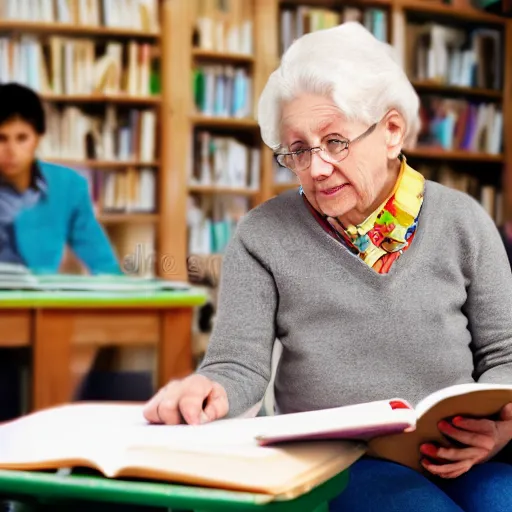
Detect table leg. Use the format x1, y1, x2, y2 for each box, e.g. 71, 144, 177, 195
32, 310, 74, 411
158, 308, 194, 388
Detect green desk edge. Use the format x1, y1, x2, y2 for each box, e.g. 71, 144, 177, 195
0, 469, 348, 511
0, 288, 208, 308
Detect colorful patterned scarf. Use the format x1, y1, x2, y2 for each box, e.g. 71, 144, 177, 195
301, 156, 425, 274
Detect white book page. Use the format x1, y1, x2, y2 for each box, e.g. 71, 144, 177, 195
244, 399, 416, 442
415, 383, 512, 419
0, 403, 145, 467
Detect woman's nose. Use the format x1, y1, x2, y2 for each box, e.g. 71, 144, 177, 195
309, 150, 334, 179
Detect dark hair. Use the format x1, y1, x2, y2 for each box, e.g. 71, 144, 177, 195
0, 82, 46, 134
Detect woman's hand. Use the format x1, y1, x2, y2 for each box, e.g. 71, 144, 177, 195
143, 374, 229, 425
420, 402, 512, 479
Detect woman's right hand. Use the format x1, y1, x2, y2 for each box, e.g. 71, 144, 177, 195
142, 374, 229, 425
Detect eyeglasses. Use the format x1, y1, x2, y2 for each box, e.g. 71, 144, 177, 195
275, 123, 377, 173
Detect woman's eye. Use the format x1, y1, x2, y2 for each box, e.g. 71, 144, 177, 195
327, 139, 347, 151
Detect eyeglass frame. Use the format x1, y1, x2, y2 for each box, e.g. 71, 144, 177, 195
274, 122, 378, 173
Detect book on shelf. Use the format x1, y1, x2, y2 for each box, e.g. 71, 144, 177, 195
405, 22, 501, 90
38, 105, 157, 163
0, 0, 159, 32
417, 96, 503, 155
187, 195, 250, 255
0, 36, 158, 97
194, 0, 253, 55
280, 5, 387, 54
193, 65, 252, 119
1, 383, 512, 494
189, 130, 260, 190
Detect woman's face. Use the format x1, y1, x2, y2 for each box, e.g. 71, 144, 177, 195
279, 94, 399, 225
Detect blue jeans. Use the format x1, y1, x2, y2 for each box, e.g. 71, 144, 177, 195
329, 457, 512, 512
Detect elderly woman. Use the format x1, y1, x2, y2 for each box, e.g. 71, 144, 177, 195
144, 22, 512, 511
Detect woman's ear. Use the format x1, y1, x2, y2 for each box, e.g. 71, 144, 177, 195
383, 109, 405, 160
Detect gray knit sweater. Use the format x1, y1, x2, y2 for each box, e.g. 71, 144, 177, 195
197, 181, 512, 417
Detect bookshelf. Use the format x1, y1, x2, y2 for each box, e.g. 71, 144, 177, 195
0, 0, 163, 277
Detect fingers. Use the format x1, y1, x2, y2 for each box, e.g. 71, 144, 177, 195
203, 382, 229, 421
142, 375, 229, 425
450, 416, 496, 435
178, 379, 214, 425
143, 384, 172, 424
438, 420, 495, 451
421, 458, 473, 478
421, 443, 487, 462
500, 402, 512, 421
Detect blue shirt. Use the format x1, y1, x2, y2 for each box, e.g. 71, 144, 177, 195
0, 164, 47, 264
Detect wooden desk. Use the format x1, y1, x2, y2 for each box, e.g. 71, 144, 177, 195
0, 289, 207, 411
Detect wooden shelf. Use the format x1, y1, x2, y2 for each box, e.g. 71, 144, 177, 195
192, 48, 255, 64
188, 185, 259, 196
0, 20, 160, 38
42, 94, 161, 105
404, 148, 505, 163
280, 0, 390, 6
411, 81, 503, 99
397, 0, 506, 24
190, 115, 259, 129
274, 182, 300, 193
48, 159, 160, 169
99, 214, 160, 225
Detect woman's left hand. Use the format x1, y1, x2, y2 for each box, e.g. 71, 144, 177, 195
420, 402, 512, 479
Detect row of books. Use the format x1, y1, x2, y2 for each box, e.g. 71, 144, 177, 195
0, 0, 159, 32
418, 164, 502, 224
188, 195, 250, 255
418, 97, 502, 155
76, 167, 156, 213
38, 105, 157, 163
405, 23, 501, 90
280, 6, 387, 54
189, 131, 260, 190
194, 0, 253, 55
0, 36, 157, 97
193, 65, 252, 119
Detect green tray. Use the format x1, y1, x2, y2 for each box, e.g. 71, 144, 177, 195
0, 468, 349, 511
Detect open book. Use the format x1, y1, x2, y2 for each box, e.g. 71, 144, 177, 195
1, 383, 511, 494
0, 402, 365, 498
256, 382, 512, 471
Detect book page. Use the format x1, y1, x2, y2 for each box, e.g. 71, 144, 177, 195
250, 399, 416, 444
415, 383, 512, 418
0, 403, 308, 472
0, 403, 145, 469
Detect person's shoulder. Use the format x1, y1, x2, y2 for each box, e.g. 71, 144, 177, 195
237, 188, 302, 235
424, 179, 497, 239
425, 179, 492, 222
37, 160, 89, 187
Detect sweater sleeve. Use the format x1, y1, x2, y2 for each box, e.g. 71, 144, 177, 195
196, 228, 277, 417
463, 201, 512, 383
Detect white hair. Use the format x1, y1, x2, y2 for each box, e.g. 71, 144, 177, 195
257, 22, 420, 151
